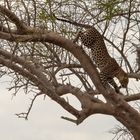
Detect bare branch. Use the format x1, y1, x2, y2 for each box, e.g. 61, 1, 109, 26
0, 5, 27, 32
128, 73, 140, 80
16, 93, 41, 120
124, 93, 140, 102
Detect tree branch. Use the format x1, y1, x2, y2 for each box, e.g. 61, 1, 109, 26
0, 48, 80, 118
0, 5, 27, 32
124, 93, 140, 102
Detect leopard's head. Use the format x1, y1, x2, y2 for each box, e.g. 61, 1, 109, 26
118, 71, 129, 88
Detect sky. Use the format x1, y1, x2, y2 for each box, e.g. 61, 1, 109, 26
0, 77, 119, 140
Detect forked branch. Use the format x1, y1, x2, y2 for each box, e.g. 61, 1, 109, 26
0, 5, 27, 31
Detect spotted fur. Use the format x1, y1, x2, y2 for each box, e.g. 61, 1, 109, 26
76, 28, 129, 93
55, 16, 129, 93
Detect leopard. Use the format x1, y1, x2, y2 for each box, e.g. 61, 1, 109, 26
55, 15, 129, 93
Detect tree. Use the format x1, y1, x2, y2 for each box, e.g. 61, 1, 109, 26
0, 0, 140, 139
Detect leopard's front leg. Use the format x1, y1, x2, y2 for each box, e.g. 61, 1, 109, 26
100, 72, 120, 93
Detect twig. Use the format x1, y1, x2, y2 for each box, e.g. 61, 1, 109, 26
15, 93, 41, 120
61, 116, 77, 124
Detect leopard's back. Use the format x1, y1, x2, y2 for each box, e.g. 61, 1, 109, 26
90, 42, 110, 70
79, 28, 111, 70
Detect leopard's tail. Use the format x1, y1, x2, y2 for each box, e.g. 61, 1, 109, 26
53, 14, 92, 29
